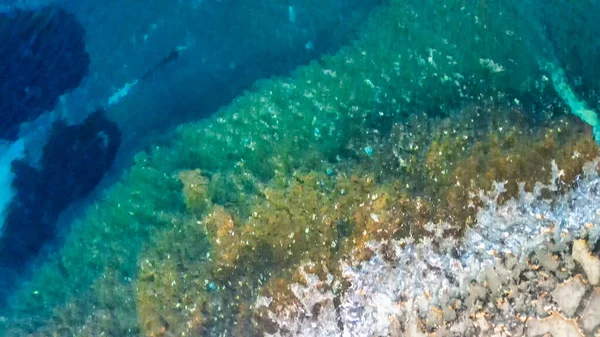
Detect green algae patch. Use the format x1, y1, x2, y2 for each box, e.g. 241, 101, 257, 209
1, 149, 187, 336
2, 1, 600, 336
134, 105, 599, 336
136, 169, 428, 336
178, 169, 211, 214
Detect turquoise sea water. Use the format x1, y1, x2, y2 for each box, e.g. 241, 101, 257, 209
0, 1, 599, 336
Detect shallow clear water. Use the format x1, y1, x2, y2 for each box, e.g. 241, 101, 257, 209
0, 1, 599, 336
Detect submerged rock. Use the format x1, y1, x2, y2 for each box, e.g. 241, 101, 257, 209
0, 109, 120, 300
0, 6, 89, 140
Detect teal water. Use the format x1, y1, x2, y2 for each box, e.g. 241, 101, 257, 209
0, 1, 599, 336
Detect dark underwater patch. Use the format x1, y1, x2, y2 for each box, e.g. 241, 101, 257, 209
0, 109, 121, 302
0, 6, 90, 140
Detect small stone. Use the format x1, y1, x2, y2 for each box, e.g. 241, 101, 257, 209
405, 317, 428, 337
425, 307, 443, 330
535, 293, 551, 318
485, 267, 503, 297
465, 285, 487, 312
511, 324, 525, 337
572, 240, 600, 285
442, 305, 457, 323
555, 270, 571, 281
475, 316, 491, 332
433, 325, 449, 337
580, 287, 600, 334
513, 293, 527, 313
535, 250, 559, 272
389, 315, 403, 337
526, 312, 584, 337
499, 299, 511, 315
551, 275, 586, 317
449, 317, 474, 336
538, 277, 558, 292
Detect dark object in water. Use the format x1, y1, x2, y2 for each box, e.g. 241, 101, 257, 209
0, 6, 90, 140
141, 49, 180, 81
0, 109, 121, 295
